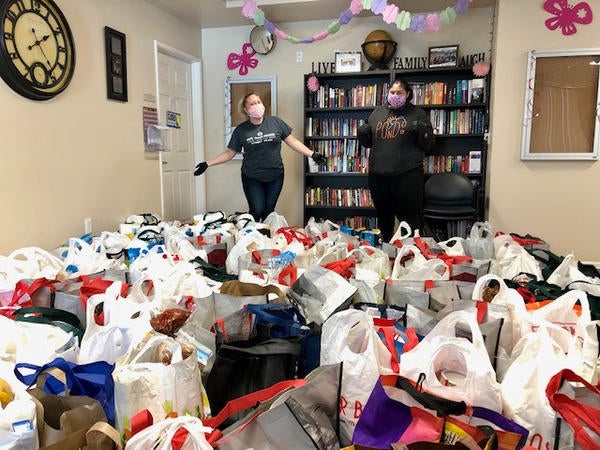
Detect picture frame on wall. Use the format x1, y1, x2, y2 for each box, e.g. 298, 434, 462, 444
335, 51, 362, 73
104, 26, 128, 101
428, 45, 459, 69
225, 76, 277, 158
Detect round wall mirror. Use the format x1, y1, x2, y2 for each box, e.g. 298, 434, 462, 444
249, 25, 276, 55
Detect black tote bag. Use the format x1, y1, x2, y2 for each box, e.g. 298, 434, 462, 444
205, 337, 301, 425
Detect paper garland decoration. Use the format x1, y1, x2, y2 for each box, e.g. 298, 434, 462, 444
241, 0, 474, 43
543, 0, 592, 36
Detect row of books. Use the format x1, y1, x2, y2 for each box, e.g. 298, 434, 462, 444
305, 117, 365, 137
409, 79, 485, 105
308, 140, 370, 173
305, 187, 374, 208
305, 145, 481, 176
428, 108, 487, 135
307, 82, 390, 109
338, 216, 378, 229
424, 152, 482, 174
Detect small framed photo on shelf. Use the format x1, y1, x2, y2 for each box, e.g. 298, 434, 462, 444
428, 45, 459, 69
104, 26, 128, 101
335, 51, 362, 73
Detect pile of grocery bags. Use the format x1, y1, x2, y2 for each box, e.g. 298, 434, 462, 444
0, 212, 598, 449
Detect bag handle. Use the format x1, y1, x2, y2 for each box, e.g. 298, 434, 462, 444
395, 375, 468, 417
546, 368, 600, 449
14, 306, 84, 341
471, 406, 528, 448
245, 303, 310, 336
14, 358, 74, 391
85, 421, 123, 449
203, 378, 307, 431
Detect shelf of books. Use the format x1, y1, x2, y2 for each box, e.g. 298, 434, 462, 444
303, 68, 490, 231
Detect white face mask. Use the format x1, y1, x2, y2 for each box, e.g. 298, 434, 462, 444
247, 103, 265, 118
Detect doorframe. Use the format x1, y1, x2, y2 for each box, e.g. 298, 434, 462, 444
153, 41, 206, 218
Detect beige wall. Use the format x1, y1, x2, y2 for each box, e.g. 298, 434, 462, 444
0, 0, 201, 254
489, 0, 600, 261
201, 7, 494, 227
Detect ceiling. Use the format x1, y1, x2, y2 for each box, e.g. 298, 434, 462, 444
144, 0, 496, 29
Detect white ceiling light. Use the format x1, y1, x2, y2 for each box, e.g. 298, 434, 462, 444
225, 0, 319, 7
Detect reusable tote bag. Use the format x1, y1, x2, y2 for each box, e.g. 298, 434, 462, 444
546, 368, 600, 449
320, 308, 395, 446
113, 335, 204, 442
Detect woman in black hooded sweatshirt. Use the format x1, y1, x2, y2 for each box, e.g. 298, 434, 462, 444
358, 76, 435, 241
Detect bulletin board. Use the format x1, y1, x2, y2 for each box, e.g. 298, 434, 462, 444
521, 49, 600, 160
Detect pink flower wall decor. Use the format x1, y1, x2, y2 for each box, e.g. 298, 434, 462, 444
227, 43, 258, 76
544, 0, 593, 35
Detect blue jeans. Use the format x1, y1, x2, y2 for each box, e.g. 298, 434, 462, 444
241, 172, 284, 222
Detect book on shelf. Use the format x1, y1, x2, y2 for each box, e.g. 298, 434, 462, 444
468, 78, 485, 104
468, 150, 482, 174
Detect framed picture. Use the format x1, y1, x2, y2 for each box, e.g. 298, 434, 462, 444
521, 48, 600, 160
225, 76, 277, 157
104, 26, 128, 101
428, 45, 459, 69
335, 52, 362, 73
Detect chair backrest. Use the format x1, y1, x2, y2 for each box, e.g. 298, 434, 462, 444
424, 172, 474, 206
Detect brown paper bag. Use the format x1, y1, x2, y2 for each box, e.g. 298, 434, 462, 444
40, 421, 122, 450
27, 368, 108, 448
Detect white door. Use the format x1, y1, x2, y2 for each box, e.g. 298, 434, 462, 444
156, 47, 204, 221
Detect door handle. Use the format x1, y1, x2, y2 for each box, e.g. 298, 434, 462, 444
162, 161, 168, 165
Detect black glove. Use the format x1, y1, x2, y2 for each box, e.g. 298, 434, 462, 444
357, 123, 373, 148
410, 119, 430, 134
311, 152, 327, 166
194, 162, 208, 176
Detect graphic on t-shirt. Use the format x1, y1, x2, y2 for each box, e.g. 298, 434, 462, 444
246, 130, 278, 145
375, 114, 408, 140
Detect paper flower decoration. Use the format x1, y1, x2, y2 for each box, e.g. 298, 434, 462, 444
473, 61, 490, 77
543, 0, 593, 36
307, 74, 320, 92
227, 43, 258, 76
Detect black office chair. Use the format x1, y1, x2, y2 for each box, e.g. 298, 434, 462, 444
422, 172, 478, 240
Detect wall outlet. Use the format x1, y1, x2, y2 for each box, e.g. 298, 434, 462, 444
296, 51, 303, 63
84, 218, 92, 235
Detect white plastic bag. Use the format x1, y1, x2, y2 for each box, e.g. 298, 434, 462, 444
464, 221, 495, 260
500, 324, 571, 449
6, 247, 63, 281
390, 245, 449, 281
0, 315, 78, 365
78, 282, 154, 364
438, 237, 467, 256
124, 416, 212, 450
320, 309, 394, 446
472, 274, 529, 379
547, 254, 600, 288
225, 231, 273, 275
114, 335, 205, 440
400, 310, 503, 412
490, 234, 543, 280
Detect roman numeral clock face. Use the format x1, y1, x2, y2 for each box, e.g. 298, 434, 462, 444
0, 0, 75, 100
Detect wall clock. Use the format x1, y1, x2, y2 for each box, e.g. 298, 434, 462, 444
0, 0, 76, 100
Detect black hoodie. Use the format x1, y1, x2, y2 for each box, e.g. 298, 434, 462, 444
364, 102, 435, 175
